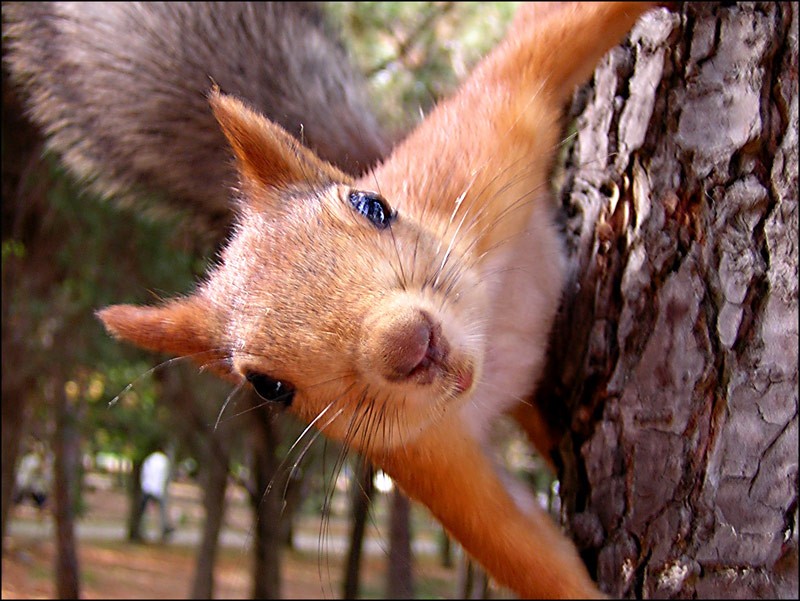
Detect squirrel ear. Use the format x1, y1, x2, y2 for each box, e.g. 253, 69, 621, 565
96, 295, 234, 379
209, 87, 351, 194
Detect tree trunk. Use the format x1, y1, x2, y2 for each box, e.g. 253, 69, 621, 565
278, 465, 306, 549
538, 2, 798, 598
127, 459, 144, 541
342, 459, 375, 599
248, 393, 285, 600
457, 556, 490, 600
191, 448, 229, 599
53, 380, 81, 598
386, 487, 415, 599
154, 366, 235, 599
1, 73, 48, 551
438, 526, 453, 568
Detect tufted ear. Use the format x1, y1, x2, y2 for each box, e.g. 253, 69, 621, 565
96, 294, 234, 379
208, 87, 352, 201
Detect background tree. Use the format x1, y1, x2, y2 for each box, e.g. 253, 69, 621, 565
2, 75, 205, 589
342, 460, 375, 598
52, 364, 81, 599
386, 487, 415, 599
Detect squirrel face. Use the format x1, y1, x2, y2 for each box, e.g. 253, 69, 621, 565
99, 90, 487, 453
218, 181, 486, 449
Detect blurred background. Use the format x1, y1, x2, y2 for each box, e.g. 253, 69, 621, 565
1, 3, 572, 599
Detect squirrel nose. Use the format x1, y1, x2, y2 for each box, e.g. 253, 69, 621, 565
359, 296, 450, 385
387, 311, 430, 377
381, 310, 449, 383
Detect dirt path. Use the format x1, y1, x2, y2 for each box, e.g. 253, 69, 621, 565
2, 472, 459, 599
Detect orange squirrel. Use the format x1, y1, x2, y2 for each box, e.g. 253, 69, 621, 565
11, 2, 659, 597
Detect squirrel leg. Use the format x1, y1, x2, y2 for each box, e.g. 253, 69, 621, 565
373, 415, 604, 599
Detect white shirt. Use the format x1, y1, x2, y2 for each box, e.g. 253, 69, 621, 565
140, 451, 170, 498
16, 452, 52, 493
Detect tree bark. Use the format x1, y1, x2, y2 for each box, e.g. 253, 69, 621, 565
539, 2, 798, 598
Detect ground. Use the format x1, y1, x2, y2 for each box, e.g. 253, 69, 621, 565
1, 472, 472, 599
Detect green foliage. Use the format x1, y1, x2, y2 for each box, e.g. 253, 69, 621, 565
81, 362, 168, 461
43, 159, 200, 309
327, 2, 519, 131
4, 156, 201, 461
2, 238, 26, 263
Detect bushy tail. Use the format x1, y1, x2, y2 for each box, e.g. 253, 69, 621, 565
3, 2, 390, 230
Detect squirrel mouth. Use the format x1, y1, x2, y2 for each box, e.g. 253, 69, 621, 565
393, 336, 444, 385
391, 316, 450, 385
453, 367, 474, 395
401, 338, 476, 398
401, 356, 475, 397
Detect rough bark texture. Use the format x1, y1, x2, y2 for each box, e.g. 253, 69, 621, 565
540, 2, 798, 598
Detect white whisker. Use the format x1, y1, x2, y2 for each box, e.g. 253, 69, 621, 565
213, 381, 246, 430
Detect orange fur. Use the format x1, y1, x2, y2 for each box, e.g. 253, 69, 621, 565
98, 3, 658, 597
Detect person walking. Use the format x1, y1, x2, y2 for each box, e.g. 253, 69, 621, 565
138, 448, 174, 541
14, 442, 53, 517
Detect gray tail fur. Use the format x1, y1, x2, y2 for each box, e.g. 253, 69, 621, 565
3, 2, 390, 230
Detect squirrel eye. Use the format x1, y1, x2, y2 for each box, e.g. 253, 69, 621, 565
246, 372, 295, 407
348, 190, 395, 229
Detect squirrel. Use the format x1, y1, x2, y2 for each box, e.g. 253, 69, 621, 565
4, 2, 659, 597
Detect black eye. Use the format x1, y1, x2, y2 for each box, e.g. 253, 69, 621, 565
246, 372, 295, 407
348, 190, 395, 229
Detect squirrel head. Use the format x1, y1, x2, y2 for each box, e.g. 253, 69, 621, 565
98, 90, 487, 453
